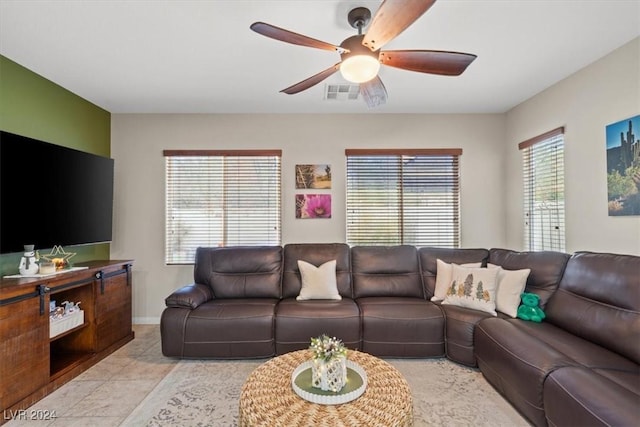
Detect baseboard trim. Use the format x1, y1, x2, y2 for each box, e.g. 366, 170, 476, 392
134, 317, 161, 324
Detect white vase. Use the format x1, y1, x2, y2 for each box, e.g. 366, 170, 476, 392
311, 354, 347, 392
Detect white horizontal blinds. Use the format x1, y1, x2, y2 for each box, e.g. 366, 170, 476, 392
223, 156, 281, 246
403, 154, 460, 246
346, 149, 461, 247
346, 155, 402, 245
165, 156, 223, 264
520, 128, 565, 252
164, 150, 281, 264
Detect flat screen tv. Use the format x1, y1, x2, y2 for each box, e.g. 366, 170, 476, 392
0, 130, 114, 254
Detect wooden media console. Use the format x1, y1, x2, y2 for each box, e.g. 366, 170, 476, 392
0, 260, 134, 421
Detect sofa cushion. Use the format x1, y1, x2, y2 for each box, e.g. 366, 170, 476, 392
171, 298, 278, 358
431, 259, 482, 302
475, 317, 577, 427
358, 296, 445, 357
442, 265, 500, 315
505, 318, 639, 372
282, 243, 351, 299
592, 366, 640, 392
351, 245, 423, 298
544, 367, 640, 427
275, 298, 360, 355
296, 260, 341, 301
418, 247, 489, 299
194, 246, 282, 299
545, 251, 640, 364
488, 248, 570, 309
439, 304, 506, 367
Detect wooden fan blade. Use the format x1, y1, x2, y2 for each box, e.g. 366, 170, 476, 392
360, 75, 387, 108
362, 0, 437, 51
280, 63, 341, 94
380, 50, 477, 75
250, 22, 345, 53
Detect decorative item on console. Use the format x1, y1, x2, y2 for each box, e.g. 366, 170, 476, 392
50, 300, 82, 319
49, 299, 84, 338
39, 261, 56, 274
309, 334, 348, 392
40, 245, 76, 270
18, 244, 40, 275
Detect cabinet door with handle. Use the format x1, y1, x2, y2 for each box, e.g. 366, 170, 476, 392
0, 292, 49, 412
95, 264, 133, 352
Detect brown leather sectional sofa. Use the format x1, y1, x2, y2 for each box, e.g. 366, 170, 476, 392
161, 243, 640, 427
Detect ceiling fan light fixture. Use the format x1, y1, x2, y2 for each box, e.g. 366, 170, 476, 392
340, 55, 380, 83
251, 3, 475, 103
339, 34, 381, 84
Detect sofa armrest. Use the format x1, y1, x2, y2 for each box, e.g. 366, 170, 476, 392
165, 283, 213, 309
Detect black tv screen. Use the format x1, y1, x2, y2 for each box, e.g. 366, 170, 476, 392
0, 130, 114, 254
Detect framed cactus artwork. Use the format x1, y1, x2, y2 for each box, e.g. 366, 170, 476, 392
606, 115, 640, 216
295, 164, 331, 189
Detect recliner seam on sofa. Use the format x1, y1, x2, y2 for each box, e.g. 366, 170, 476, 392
476, 323, 572, 375
185, 338, 273, 344
364, 314, 443, 321
189, 314, 274, 320
552, 287, 640, 314
363, 339, 444, 345
477, 354, 545, 412
545, 374, 609, 426
276, 315, 360, 320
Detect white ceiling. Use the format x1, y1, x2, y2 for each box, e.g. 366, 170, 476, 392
1, 0, 638, 114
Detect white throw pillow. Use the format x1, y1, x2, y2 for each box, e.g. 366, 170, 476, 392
442, 265, 500, 315
431, 259, 482, 302
487, 263, 531, 318
296, 260, 341, 301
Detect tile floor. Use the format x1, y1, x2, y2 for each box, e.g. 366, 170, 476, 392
5, 325, 173, 427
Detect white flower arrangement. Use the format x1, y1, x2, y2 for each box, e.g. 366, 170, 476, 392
309, 334, 347, 362
309, 334, 348, 392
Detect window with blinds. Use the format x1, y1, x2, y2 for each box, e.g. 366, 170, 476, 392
346, 149, 461, 247
164, 150, 281, 264
520, 128, 565, 252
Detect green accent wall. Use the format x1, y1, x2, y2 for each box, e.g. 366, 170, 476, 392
0, 55, 112, 276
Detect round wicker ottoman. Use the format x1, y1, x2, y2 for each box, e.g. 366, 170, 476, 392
239, 349, 414, 427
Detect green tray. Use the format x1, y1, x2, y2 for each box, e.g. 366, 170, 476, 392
291, 360, 367, 404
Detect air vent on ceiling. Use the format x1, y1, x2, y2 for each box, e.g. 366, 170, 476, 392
325, 84, 360, 101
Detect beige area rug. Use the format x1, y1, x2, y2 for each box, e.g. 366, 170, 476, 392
123, 356, 528, 427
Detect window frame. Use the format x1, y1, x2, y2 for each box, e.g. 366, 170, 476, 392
519, 127, 566, 252
163, 149, 282, 265
345, 148, 462, 247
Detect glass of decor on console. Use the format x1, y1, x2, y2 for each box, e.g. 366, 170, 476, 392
309, 334, 348, 392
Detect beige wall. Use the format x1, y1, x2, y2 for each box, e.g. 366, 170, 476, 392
112, 38, 639, 323
504, 37, 640, 254
111, 114, 506, 323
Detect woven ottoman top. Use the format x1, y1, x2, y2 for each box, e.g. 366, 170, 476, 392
239, 349, 413, 426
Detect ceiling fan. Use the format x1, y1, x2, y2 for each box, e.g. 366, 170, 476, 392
250, 0, 477, 107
